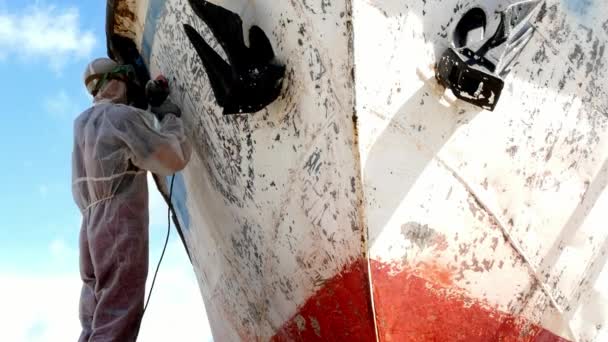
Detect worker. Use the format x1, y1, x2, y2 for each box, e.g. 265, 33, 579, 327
73, 57, 192, 341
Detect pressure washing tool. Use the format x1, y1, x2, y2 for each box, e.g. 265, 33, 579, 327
145, 75, 171, 107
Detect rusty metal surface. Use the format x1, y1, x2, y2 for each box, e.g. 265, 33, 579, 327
112, 0, 139, 39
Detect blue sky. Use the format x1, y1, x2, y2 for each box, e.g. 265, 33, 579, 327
0, 0, 99, 272
0, 1, 211, 340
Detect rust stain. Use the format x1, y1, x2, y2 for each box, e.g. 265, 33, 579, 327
110, 0, 137, 39
115, 2, 135, 22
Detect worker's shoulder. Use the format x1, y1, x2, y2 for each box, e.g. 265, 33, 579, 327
74, 103, 149, 127
98, 103, 146, 121
74, 106, 96, 126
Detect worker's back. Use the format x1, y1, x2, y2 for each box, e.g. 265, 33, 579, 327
75, 57, 191, 341
72, 102, 149, 213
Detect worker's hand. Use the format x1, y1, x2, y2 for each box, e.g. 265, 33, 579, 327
145, 76, 170, 107
150, 98, 182, 121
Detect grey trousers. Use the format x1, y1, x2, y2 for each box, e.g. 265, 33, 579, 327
78, 200, 149, 342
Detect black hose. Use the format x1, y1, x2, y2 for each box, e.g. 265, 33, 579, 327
136, 174, 175, 340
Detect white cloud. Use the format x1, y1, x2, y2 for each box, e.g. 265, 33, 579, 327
1, 240, 213, 341
38, 184, 49, 198
0, 5, 96, 70
141, 177, 215, 340
49, 239, 65, 254
148, 174, 171, 230
49, 237, 71, 259
139, 240, 214, 341
0, 274, 81, 342
0, 174, 214, 341
44, 90, 81, 119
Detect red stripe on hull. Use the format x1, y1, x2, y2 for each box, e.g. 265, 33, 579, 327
271, 259, 571, 341
370, 260, 570, 342
271, 259, 376, 341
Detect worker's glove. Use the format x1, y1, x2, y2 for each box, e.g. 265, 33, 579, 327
145, 76, 170, 107
150, 98, 182, 121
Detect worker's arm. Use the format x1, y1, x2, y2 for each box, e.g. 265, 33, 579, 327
147, 113, 192, 174
113, 105, 192, 176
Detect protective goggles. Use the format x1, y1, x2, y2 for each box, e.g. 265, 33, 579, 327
88, 65, 137, 96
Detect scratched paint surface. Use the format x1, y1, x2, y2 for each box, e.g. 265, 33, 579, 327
355, 0, 608, 341
144, 0, 368, 340
108, 0, 608, 340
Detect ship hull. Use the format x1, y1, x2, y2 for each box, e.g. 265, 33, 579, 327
107, 0, 608, 340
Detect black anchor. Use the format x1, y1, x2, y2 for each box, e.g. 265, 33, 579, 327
436, 0, 543, 111
184, 0, 285, 115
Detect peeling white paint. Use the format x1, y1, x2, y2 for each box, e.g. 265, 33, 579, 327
110, 0, 608, 340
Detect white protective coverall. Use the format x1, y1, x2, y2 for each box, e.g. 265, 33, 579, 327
73, 79, 191, 341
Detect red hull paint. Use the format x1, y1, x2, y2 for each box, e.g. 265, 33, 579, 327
370, 260, 570, 342
272, 259, 571, 341
271, 259, 376, 341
